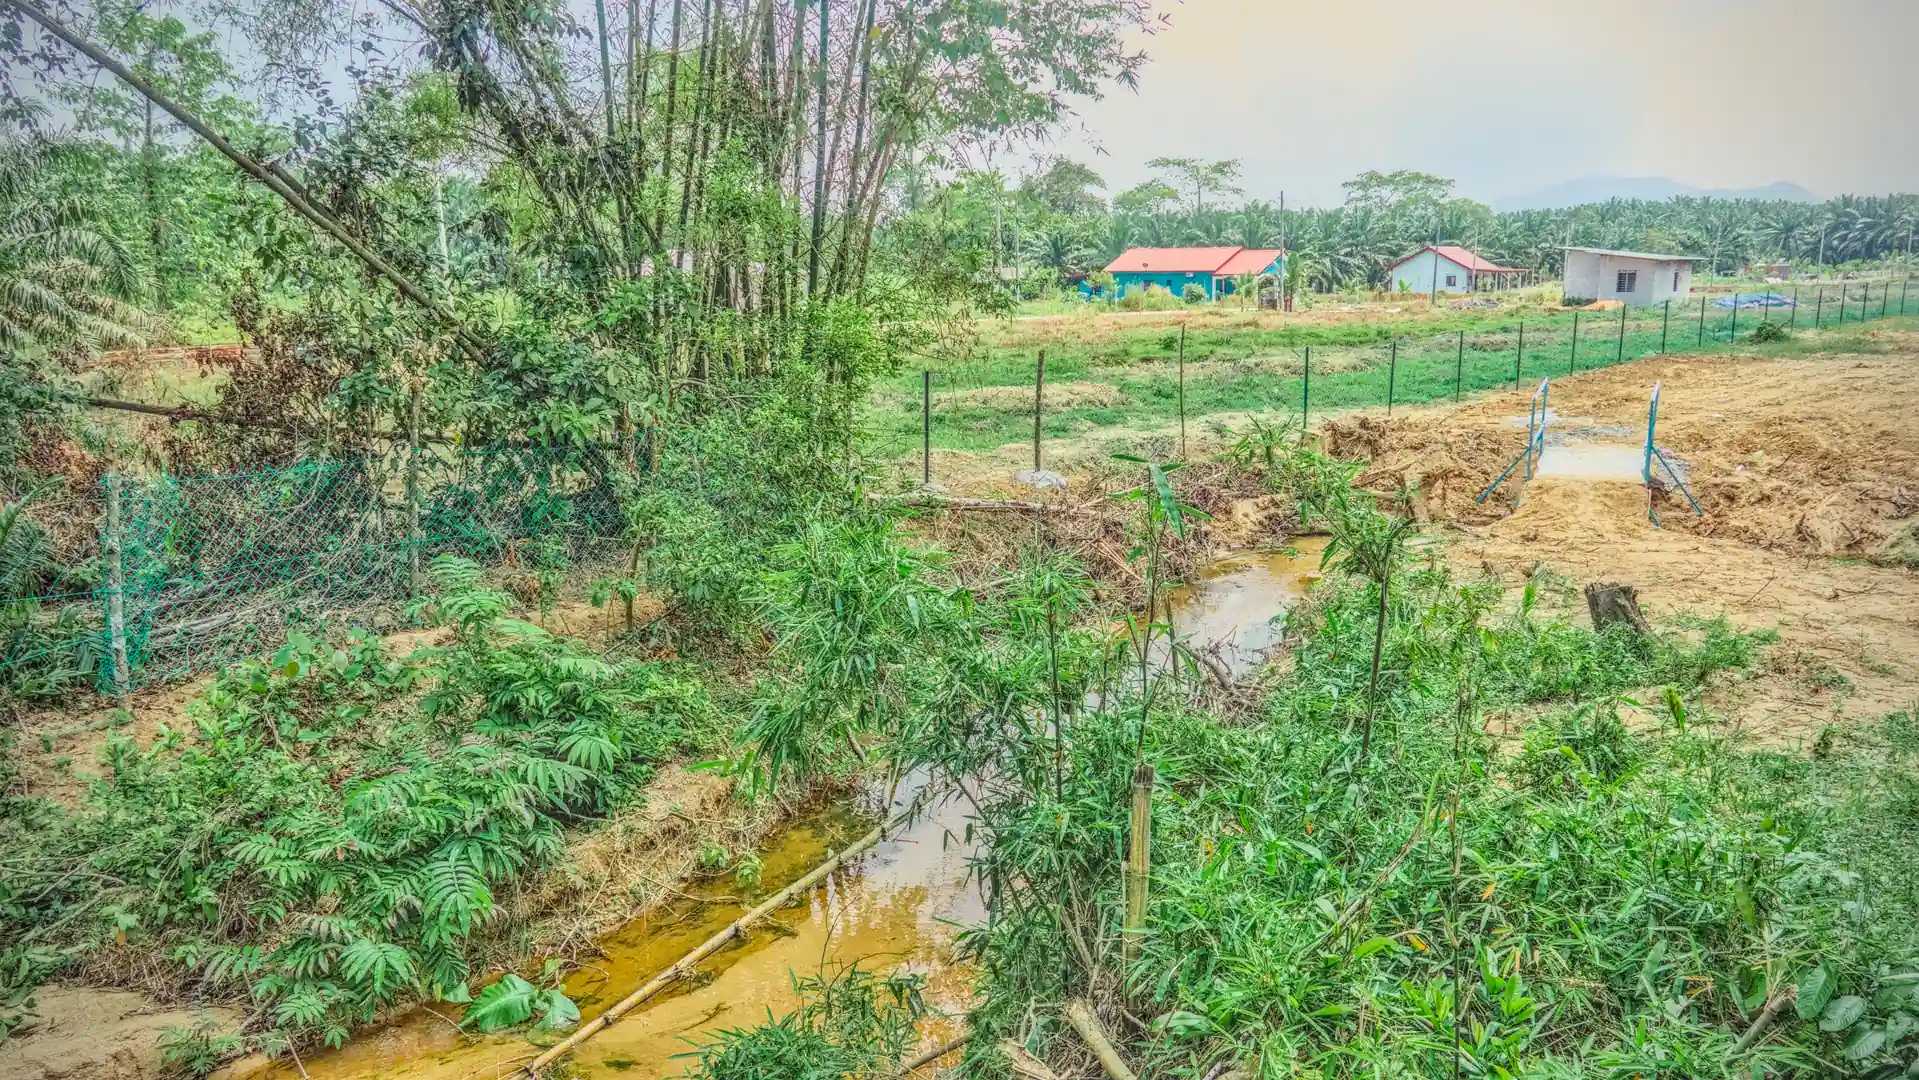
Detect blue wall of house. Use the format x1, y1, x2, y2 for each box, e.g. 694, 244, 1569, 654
1088, 255, 1283, 300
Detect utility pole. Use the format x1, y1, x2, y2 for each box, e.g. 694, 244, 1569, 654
1428, 212, 1441, 304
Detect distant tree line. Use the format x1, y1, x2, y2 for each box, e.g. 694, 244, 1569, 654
890, 159, 1919, 294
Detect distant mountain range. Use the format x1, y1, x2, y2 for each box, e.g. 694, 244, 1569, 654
1494, 176, 1818, 211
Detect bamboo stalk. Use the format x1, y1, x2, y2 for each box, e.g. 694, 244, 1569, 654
1730, 987, 1796, 1057
521, 802, 919, 1076
1063, 1000, 1139, 1080
1121, 762, 1153, 971
897, 1032, 970, 1074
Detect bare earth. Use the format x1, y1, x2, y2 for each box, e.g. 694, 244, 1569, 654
1331, 333, 1919, 744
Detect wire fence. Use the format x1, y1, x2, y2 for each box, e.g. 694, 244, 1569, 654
3, 442, 629, 700
884, 274, 1915, 488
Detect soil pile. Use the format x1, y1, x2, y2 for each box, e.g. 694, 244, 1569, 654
1321, 413, 1516, 525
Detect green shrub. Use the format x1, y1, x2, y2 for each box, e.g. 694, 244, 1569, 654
688, 967, 924, 1080
1181, 283, 1206, 304
1, 557, 708, 1050
1748, 320, 1790, 343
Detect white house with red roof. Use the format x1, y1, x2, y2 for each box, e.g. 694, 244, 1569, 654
1101, 246, 1285, 301
1385, 245, 1528, 295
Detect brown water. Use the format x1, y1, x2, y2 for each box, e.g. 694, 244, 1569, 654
1159, 536, 1329, 680
248, 772, 981, 1080
244, 542, 1323, 1079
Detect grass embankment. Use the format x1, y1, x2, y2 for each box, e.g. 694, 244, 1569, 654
870, 296, 1919, 458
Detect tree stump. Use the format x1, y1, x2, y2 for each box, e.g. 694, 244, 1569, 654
1584, 582, 1651, 636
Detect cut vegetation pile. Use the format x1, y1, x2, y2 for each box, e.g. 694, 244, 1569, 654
1321, 412, 1517, 525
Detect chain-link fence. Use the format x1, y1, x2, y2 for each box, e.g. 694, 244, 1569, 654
3, 442, 628, 700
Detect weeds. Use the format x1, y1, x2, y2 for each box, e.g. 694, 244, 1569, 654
686, 966, 925, 1080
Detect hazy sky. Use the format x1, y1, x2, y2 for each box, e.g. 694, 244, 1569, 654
1039, 0, 1917, 207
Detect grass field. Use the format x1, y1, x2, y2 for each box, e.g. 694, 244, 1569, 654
872, 276, 1917, 458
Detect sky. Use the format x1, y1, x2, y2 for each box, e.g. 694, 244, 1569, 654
1037, 0, 1918, 208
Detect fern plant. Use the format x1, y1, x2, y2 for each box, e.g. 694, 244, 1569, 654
5, 556, 705, 1055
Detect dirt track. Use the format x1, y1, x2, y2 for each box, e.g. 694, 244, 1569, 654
1336, 331, 1919, 744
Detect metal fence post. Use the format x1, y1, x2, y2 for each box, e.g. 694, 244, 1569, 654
1032, 350, 1046, 471
1616, 303, 1626, 364
1902, 274, 1910, 315
1177, 324, 1187, 457
406, 383, 422, 598
1514, 321, 1523, 388
921, 370, 932, 486
1697, 294, 1707, 345
103, 472, 130, 697
1387, 338, 1398, 415
1882, 280, 1891, 319
1569, 310, 1580, 373
1789, 287, 1798, 328
1455, 330, 1464, 402
1729, 294, 1738, 342
1301, 346, 1311, 431
1660, 298, 1670, 354
1816, 285, 1825, 327
1838, 282, 1847, 324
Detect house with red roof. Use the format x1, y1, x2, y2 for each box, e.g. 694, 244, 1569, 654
1385, 245, 1529, 295
1099, 246, 1285, 301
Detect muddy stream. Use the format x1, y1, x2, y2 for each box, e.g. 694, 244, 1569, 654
247, 540, 1326, 1080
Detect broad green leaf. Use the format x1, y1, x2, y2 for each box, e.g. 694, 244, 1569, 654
1842, 1026, 1887, 1061
1351, 936, 1395, 960
463, 974, 538, 1032
1797, 964, 1836, 1020
1822, 995, 1868, 1032
535, 988, 580, 1032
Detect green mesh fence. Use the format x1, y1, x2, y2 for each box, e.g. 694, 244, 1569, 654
1, 443, 628, 700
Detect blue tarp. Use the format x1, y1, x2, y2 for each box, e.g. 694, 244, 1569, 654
1715, 292, 1795, 309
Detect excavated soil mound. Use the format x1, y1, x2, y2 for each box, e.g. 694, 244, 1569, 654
1321, 413, 1518, 525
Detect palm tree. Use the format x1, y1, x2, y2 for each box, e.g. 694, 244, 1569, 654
0, 139, 151, 354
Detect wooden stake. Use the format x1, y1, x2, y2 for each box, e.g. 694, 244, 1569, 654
1032, 349, 1046, 471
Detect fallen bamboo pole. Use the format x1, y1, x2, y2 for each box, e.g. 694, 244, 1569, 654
522, 802, 921, 1076
1063, 1000, 1138, 1080
898, 1032, 970, 1074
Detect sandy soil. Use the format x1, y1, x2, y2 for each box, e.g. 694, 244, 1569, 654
0, 989, 240, 1080
1323, 336, 1919, 744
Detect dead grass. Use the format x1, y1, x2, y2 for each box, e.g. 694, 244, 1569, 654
947, 381, 1127, 410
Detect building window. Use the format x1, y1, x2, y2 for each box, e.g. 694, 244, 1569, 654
1673, 270, 1681, 291
1445, 274, 1458, 287
1616, 270, 1638, 293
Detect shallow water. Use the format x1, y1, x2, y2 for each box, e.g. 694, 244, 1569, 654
247, 542, 1324, 1078
1159, 536, 1329, 680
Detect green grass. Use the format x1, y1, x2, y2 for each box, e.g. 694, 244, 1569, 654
869, 300, 1919, 457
